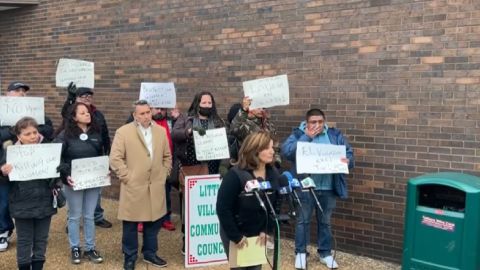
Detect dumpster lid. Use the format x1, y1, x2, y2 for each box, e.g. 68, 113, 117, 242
410, 172, 480, 192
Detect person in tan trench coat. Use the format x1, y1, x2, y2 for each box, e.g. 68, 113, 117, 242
110, 100, 172, 270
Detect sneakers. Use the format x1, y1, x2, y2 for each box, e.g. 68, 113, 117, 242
320, 255, 339, 269
95, 219, 112, 228
84, 249, 104, 264
295, 253, 306, 269
71, 247, 81, 264
162, 220, 175, 231
137, 223, 143, 233
0, 231, 9, 252
143, 255, 167, 268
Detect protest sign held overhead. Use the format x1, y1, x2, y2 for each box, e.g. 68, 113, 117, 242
56, 58, 95, 88
243, 74, 289, 109
139, 82, 176, 108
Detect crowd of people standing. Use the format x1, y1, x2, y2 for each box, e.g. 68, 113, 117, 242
0, 81, 354, 270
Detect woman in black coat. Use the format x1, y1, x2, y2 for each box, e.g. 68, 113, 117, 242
0, 117, 60, 270
216, 131, 280, 270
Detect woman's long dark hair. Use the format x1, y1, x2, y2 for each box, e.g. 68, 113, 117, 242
187, 91, 220, 120
64, 102, 99, 138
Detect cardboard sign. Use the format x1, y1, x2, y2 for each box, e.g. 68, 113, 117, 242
139, 82, 176, 108
56, 58, 95, 88
296, 142, 349, 174
7, 143, 62, 181
193, 128, 230, 161
243, 74, 289, 109
185, 174, 228, 268
0, 97, 45, 126
71, 156, 110, 191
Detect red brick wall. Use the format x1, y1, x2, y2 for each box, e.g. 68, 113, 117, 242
2, 0, 480, 262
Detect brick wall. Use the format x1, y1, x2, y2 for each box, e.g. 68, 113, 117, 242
2, 0, 480, 262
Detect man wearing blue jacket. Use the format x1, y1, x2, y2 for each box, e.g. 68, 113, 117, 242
281, 108, 354, 269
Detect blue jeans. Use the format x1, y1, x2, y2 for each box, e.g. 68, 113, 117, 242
0, 183, 14, 234
94, 189, 104, 222
122, 216, 165, 263
294, 190, 336, 257
63, 186, 101, 251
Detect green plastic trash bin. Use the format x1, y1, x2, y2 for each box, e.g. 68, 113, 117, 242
402, 172, 480, 270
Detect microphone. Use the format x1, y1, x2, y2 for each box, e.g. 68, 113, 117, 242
257, 178, 278, 219
300, 176, 323, 213
277, 172, 298, 218
244, 179, 267, 212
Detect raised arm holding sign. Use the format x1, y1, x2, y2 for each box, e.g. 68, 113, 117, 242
242, 74, 289, 109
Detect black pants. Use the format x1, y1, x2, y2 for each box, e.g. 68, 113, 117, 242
122, 217, 164, 263
15, 216, 52, 266
220, 226, 262, 270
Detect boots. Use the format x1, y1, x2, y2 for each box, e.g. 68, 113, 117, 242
31, 261, 45, 270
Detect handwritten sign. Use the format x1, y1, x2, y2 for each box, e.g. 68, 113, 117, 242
296, 142, 349, 174
185, 174, 228, 268
56, 58, 95, 88
0, 97, 45, 126
139, 82, 176, 108
7, 143, 62, 181
71, 156, 110, 191
243, 74, 289, 109
193, 128, 230, 161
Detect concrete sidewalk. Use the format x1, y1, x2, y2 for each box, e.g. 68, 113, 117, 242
0, 198, 400, 269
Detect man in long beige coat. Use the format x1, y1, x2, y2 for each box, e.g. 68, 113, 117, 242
110, 100, 172, 270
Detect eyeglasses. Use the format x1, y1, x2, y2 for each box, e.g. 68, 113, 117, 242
78, 94, 93, 99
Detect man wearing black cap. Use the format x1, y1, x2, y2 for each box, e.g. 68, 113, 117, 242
0, 81, 55, 252
60, 82, 112, 229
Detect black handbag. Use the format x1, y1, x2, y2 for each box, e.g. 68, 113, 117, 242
53, 188, 66, 209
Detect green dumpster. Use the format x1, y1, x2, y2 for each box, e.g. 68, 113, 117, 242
402, 172, 480, 270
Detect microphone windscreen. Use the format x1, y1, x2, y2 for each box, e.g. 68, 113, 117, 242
281, 171, 293, 182
277, 174, 290, 188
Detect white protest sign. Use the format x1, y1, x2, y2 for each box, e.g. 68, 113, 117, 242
296, 142, 349, 174
0, 97, 45, 126
71, 156, 110, 191
242, 74, 289, 109
193, 127, 230, 161
185, 174, 228, 268
55, 58, 95, 88
139, 82, 176, 108
7, 143, 62, 181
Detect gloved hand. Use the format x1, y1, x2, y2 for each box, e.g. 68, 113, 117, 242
193, 126, 206, 136
67, 82, 77, 99
56, 163, 71, 184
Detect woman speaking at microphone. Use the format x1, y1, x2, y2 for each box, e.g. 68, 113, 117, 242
216, 131, 280, 270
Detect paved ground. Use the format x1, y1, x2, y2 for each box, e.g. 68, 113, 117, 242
0, 198, 400, 270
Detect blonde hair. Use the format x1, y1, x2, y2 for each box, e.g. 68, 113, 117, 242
236, 131, 273, 170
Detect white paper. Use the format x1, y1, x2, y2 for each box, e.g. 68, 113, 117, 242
242, 74, 289, 109
139, 82, 176, 108
296, 142, 349, 174
71, 156, 110, 191
55, 58, 95, 88
0, 97, 45, 126
193, 127, 230, 161
7, 144, 62, 181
